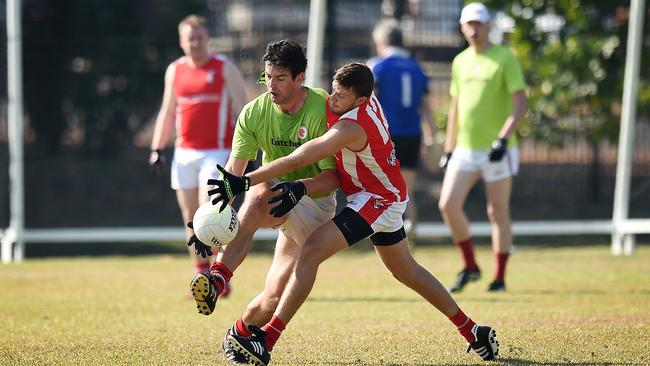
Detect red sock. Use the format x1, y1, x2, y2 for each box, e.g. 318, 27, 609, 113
261, 315, 286, 351
494, 252, 510, 281
195, 262, 210, 274
209, 262, 233, 295
235, 317, 252, 337
456, 238, 479, 271
449, 308, 477, 343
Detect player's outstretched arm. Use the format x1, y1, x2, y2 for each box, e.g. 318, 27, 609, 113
266, 169, 340, 218
301, 169, 340, 196
247, 121, 364, 187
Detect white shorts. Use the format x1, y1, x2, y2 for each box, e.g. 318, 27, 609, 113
171, 147, 230, 190
345, 191, 408, 233
280, 192, 337, 246
447, 147, 520, 182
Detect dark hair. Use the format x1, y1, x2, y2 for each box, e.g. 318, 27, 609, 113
333, 63, 375, 98
262, 40, 307, 79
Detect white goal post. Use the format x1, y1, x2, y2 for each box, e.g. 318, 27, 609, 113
610, 0, 648, 255
2, 0, 648, 263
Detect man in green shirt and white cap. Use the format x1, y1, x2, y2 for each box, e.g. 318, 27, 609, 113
438, 2, 527, 293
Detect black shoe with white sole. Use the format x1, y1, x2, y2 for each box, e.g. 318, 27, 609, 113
466, 325, 499, 361
221, 326, 249, 364
228, 325, 271, 366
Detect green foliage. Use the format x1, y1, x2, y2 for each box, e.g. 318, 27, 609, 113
1, 245, 649, 364
478, 0, 650, 145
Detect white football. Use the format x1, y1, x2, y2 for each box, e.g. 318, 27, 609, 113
192, 202, 239, 247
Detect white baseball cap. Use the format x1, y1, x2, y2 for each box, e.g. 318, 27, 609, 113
459, 2, 490, 24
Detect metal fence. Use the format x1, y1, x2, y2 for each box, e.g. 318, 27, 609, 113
0, 0, 648, 233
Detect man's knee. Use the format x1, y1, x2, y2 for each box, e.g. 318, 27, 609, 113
295, 241, 327, 271
382, 250, 418, 284
238, 186, 285, 229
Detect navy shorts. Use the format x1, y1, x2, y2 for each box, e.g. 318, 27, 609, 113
332, 207, 406, 246
392, 135, 421, 169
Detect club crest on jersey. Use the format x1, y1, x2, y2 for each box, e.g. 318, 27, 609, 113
206, 70, 215, 84
372, 198, 385, 210
387, 148, 398, 166
297, 126, 308, 139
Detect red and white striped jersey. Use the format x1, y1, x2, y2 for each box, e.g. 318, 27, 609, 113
172, 54, 234, 150
326, 95, 408, 203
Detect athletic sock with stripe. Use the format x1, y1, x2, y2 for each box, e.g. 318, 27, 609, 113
261, 315, 286, 351
449, 308, 477, 343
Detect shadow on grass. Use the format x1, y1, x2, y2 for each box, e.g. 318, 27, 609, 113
307, 296, 422, 303
301, 363, 455, 366
308, 295, 536, 304
495, 358, 633, 365
453, 296, 534, 303
516, 289, 650, 295
296, 361, 632, 366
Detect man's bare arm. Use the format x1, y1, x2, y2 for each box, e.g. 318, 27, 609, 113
246, 121, 364, 186
498, 90, 527, 139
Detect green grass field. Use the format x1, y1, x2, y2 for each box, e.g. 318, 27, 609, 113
1, 243, 649, 365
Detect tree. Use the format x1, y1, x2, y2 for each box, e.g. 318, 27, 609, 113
480, 0, 650, 146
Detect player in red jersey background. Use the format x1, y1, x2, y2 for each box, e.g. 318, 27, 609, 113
149, 15, 248, 281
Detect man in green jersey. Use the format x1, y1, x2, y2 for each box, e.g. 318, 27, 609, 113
188, 40, 339, 364
438, 3, 527, 293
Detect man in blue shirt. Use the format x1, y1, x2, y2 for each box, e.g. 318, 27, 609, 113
368, 19, 436, 239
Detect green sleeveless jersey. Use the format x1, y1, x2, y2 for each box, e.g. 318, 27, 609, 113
231, 87, 336, 197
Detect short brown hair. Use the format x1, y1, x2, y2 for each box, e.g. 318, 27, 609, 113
333, 63, 375, 98
178, 15, 207, 35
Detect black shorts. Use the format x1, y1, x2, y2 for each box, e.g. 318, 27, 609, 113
332, 207, 406, 246
392, 135, 421, 168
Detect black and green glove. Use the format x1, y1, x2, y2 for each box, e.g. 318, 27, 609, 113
186, 222, 213, 258
207, 164, 250, 212
267, 181, 306, 218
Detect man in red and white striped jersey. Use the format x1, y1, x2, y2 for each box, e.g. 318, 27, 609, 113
149, 15, 247, 279
212, 63, 499, 364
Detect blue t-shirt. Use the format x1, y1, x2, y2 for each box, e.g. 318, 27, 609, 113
369, 50, 429, 137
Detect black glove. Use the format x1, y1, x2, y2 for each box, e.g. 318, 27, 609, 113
267, 181, 306, 218
186, 221, 213, 258
207, 164, 250, 212
488, 138, 508, 162
148, 149, 165, 177
438, 151, 453, 171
